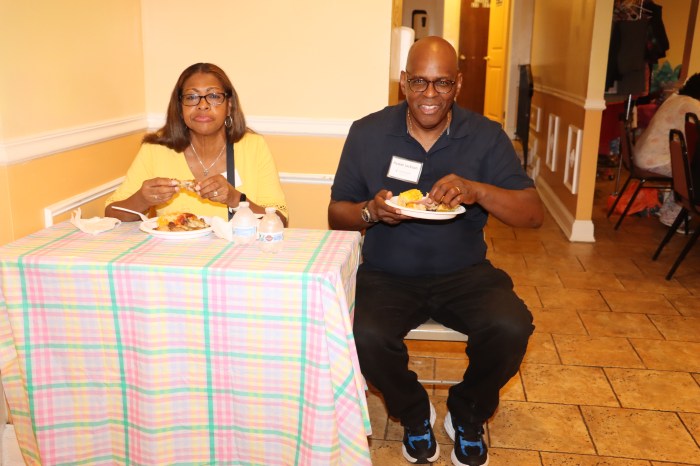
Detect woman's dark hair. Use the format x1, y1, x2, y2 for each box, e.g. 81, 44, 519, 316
679, 73, 700, 100
143, 63, 248, 151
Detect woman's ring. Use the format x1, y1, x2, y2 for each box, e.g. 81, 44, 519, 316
152, 194, 158, 200
213, 190, 218, 197
455, 186, 462, 194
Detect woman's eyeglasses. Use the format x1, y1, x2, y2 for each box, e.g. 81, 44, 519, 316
180, 93, 229, 106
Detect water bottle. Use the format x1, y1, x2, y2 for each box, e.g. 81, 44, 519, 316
257, 207, 284, 253
231, 201, 258, 245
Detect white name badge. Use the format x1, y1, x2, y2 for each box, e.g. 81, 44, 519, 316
387, 156, 423, 184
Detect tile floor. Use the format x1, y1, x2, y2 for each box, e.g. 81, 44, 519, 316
367, 178, 700, 465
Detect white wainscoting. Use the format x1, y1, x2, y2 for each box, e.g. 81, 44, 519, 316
43, 173, 335, 228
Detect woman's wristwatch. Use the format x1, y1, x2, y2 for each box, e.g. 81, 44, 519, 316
361, 200, 378, 223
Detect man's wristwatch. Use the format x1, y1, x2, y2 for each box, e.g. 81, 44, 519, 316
361, 201, 378, 223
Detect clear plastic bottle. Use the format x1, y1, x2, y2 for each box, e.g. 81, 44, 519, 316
257, 207, 284, 253
231, 201, 258, 245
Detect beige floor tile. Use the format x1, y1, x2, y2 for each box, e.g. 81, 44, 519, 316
558, 271, 626, 291
577, 255, 643, 275
601, 290, 679, 315
541, 452, 651, 465
542, 240, 604, 258
510, 267, 564, 288
667, 294, 700, 317
520, 363, 618, 406
489, 448, 542, 465
579, 311, 664, 339
492, 238, 547, 255
582, 406, 700, 463
616, 274, 690, 295
523, 253, 586, 272
368, 439, 454, 466
631, 339, 700, 372
680, 412, 700, 444
499, 372, 526, 402
605, 368, 700, 413
488, 400, 594, 454
537, 287, 609, 310
514, 285, 544, 309
553, 334, 644, 368
433, 358, 468, 397
488, 253, 529, 275
648, 315, 700, 342
523, 333, 561, 365
366, 388, 389, 440
516, 227, 568, 243
530, 308, 587, 335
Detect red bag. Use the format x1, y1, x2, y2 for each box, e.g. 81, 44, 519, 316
607, 181, 661, 215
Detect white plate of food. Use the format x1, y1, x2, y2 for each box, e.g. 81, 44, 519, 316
386, 196, 466, 220
139, 213, 213, 239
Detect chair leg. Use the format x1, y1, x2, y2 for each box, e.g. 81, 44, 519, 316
607, 176, 633, 218
666, 227, 700, 280
614, 183, 644, 230
652, 208, 688, 260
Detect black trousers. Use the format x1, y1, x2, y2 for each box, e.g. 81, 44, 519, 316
354, 261, 534, 427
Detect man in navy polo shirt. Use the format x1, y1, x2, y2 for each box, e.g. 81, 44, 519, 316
329, 36, 543, 466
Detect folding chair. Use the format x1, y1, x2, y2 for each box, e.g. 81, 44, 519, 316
405, 319, 467, 385
607, 120, 672, 229
652, 129, 700, 280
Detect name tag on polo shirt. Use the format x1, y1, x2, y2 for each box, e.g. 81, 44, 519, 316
387, 156, 423, 184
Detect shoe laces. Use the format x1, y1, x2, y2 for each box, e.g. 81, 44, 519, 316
456, 424, 485, 456
406, 419, 433, 449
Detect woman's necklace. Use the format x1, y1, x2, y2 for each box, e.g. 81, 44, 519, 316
189, 142, 225, 176
407, 109, 451, 150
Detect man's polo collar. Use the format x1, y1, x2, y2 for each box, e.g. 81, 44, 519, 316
388, 101, 475, 140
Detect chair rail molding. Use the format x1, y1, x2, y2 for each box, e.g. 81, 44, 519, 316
2, 115, 354, 167
0, 115, 147, 165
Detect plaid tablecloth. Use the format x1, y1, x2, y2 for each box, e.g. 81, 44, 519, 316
0, 222, 370, 465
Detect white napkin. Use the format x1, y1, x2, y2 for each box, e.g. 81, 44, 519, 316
70, 208, 121, 235
210, 216, 234, 241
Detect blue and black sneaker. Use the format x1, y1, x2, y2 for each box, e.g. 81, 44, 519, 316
402, 403, 439, 463
444, 411, 489, 466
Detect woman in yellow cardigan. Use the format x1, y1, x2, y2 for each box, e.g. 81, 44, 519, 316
106, 63, 288, 225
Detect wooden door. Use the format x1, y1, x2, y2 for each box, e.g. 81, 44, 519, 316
456, 0, 490, 114
483, 0, 510, 123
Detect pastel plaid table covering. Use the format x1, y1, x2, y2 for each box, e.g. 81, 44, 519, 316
0, 222, 370, 465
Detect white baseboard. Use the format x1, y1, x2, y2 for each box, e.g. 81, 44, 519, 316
536, 176, 595, 242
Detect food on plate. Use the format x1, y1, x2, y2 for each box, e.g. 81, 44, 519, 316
156, 212, 209, 232
396, 188, 457, 212
176, 179, 198, 192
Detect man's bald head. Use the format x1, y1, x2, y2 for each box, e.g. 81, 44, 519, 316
406, 36, 459, 75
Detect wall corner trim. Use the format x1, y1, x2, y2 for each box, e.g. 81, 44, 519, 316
535, 176, 596, 243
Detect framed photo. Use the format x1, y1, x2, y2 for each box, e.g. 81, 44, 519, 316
545, 114, 559, 172
564, 124, 583, 194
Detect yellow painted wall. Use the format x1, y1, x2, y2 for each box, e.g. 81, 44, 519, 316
0, 1, 394, 245
7, 134, 144, 239
140, 0, 392, 120
529, 0, 613, 238
654, 0, 692, 71
0, 1, 145, 139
